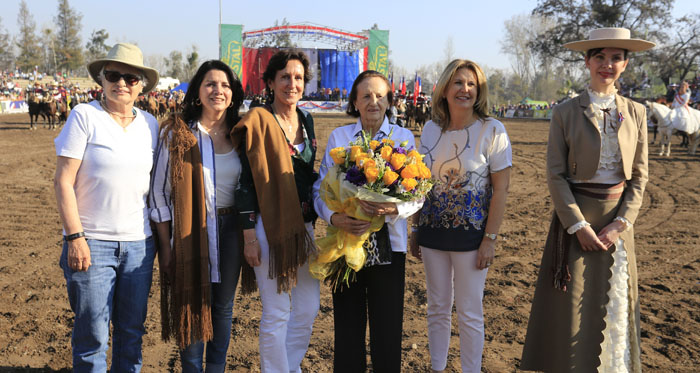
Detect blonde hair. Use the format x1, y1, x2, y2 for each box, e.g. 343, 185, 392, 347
431, 59, 489, 130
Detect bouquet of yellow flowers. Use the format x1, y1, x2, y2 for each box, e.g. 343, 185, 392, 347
310, 130, 435, 289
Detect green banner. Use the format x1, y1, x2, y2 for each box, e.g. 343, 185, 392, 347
367, 30, 389, 76
220, 24, 243, 79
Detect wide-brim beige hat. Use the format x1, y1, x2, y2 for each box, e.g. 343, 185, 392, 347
87, 43, 159, 93
563, 27, 655, 52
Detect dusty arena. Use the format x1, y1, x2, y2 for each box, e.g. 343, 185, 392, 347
0, 112, 698, 372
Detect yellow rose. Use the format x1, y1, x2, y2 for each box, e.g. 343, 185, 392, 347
418, 163, 432, 179
349, 146, 362, 162
380, 145, 393, 162
355, 153, 369, 166
364, 166, 379, 183
362, 159, 377, 170
400, 163, 419, 179
390, 153, 407, 171
369, 140, 380, 151
329, 147, 346, 165
382, 170, 399, 185
408, 149, 422, 161
381, 138, 395, 147
401, 178, 418, 191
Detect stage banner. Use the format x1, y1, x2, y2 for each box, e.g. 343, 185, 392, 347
301, 49, 319, 96
220, 24, 243, 80
368, 30, 389, 76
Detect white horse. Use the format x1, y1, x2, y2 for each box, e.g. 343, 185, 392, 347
645, 101, 700, 156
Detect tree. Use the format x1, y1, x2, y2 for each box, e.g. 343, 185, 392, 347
85, 29, 109, 62
648, 14, 700, 86
501, 14, 556, 87
54, 0, 84, 73
39, 27, 57, 74
185, 45, 199, 81
164, 50, 184, 79
443, 36, 455, 65
259, 18, 296, 48
0, 16, 12, 72
15, 0, 42, 73
530, 0, 673, 63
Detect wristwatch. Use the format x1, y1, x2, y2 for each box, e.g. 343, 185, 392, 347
484, 232, 498, 241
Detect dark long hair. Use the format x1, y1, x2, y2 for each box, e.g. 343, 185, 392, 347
182, 60, 244, 135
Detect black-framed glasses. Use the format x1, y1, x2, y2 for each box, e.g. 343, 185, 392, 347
103, 70, 142, 86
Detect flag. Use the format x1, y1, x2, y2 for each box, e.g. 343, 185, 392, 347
432, 82, 436, 92
413, 73, 419, 105
400, 77, 406, 96
390, 73, 395, 93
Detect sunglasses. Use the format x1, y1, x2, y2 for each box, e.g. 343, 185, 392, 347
103, 70, 142, 86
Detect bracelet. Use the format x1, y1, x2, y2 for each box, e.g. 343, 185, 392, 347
64, 232, 85, 241
245, 239, 258, 245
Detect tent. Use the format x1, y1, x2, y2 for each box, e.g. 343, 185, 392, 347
171, 82, 189, 93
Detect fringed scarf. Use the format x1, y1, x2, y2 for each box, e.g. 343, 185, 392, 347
232, 107, 315, 293
550, 211, 572, 292
159, 114, 213, 348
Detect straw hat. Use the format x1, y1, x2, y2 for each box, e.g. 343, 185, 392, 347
563, 27, 655, 52
87, 43, 159, 92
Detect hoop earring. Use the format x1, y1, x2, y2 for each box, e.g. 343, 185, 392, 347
228, 100, 234, 108
195, 98, 201, 106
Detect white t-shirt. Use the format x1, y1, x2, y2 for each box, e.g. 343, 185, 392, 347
54, 100, 159, 241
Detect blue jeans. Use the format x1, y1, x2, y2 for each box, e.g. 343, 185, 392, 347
60, 236, 156, 373
180, 213, 242, 373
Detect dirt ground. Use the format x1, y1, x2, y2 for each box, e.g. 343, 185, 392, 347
0, 112, 698, 372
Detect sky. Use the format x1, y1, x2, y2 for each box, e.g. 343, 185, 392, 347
3, 0, 697, 76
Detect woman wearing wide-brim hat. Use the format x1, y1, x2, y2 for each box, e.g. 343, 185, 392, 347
520, 28, 654, 372
54, 43, 160, 372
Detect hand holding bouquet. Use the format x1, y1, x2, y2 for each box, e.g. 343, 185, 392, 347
310, 130, 435, 289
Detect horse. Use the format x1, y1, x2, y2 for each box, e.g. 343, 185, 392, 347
27, 95, 47, 130
646, 101, 700, 156
147, 96, 158, 117
44, 100, 58, 130
413, 102, 430, 130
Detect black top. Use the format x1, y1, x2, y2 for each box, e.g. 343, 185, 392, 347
234, 106, 318, 229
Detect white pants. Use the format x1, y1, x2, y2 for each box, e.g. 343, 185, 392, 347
254, 218, 320, 373
421, 246, 488, 373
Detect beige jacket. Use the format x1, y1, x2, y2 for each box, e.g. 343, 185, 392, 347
546, 91, 649, 229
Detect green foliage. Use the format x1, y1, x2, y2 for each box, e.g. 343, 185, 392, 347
259, 18, 296, 48
0, 16, 12, 71
531, 0, 673, 63
54, 0, 84, 73
185, 46, 199, 81
15, 0, 42, 72
85, 29, 109, 62
165, 50, 184, 80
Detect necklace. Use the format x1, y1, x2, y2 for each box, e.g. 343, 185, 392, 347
100, 99, 136, 119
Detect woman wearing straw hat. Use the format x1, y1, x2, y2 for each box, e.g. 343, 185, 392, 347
54, 43, 160, 372
520, 28, 654, 372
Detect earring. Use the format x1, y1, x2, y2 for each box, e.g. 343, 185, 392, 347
229, 100, 234, 108
195, 98, 201, 106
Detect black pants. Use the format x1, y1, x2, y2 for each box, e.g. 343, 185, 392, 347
332, 252, 406, 373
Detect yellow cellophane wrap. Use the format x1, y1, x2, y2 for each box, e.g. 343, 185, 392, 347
309, 166, 402, 280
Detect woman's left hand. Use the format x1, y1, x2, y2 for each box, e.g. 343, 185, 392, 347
476, 237, 496, 270
597, 220, 625, 248
358, 200, 398, 216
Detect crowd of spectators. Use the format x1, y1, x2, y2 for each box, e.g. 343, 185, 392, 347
491, 102, 555, 117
